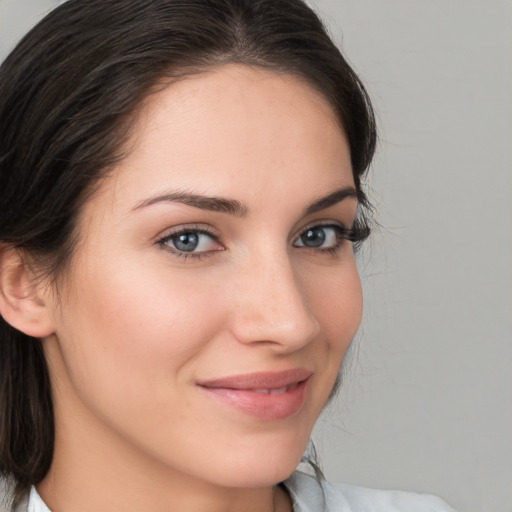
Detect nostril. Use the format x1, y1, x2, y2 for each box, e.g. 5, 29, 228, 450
229, 300, 320, 350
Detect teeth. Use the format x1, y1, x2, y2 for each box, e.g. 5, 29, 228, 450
270, 386, 288, 395
252, 385, 294, 395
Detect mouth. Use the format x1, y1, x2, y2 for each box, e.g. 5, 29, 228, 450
197, 369, 311, 420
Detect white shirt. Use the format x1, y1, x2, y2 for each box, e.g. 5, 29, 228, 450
285, 471, 455, 511
28, 471, 455, 512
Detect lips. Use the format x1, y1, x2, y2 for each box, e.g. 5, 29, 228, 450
197, 369, 311, 420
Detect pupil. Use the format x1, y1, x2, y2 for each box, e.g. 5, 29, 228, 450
174, 232, 199, 252
302, 228, 325, 247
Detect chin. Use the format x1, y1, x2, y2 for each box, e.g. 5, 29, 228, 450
201, 434, 308, 489
214, 461, 300, 489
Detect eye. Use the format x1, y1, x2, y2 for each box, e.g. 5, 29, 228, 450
158, 228, 223, 257
293, 224, 343, 249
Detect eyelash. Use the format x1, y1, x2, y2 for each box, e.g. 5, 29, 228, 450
157, 221, 370, 261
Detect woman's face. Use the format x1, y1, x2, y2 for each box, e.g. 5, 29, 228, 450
42, 65, 363, 490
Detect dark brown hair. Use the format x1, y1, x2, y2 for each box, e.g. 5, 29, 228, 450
0, 0, 376, 506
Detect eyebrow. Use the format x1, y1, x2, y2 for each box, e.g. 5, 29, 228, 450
132, 186, 358, 217
304, 186, 359, 215
132, 191, 248, 216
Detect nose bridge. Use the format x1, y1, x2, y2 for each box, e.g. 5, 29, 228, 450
230, 246, 320, 349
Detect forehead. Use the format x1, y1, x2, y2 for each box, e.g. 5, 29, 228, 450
88, 65, 353, 217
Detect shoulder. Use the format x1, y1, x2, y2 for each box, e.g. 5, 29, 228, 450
283, 471, 456, 512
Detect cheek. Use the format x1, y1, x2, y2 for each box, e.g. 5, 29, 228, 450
299, 253, 363, 406
52, 257, 227, 402
306, 255, 363, 351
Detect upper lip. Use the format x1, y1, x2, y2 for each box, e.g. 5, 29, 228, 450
197, 368, 312, 390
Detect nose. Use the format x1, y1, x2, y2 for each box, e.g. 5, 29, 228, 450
228, 250, 321, 352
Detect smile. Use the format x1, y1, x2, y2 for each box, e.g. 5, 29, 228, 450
197, 369, 311, 420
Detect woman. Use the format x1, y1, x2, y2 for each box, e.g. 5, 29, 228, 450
0, 0, 454, 511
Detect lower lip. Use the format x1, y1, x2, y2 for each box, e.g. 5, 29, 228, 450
199, 379, 309, 420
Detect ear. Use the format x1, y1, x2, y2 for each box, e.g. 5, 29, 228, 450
0, 245, 55, 338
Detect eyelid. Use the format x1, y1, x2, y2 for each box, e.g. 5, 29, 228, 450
157, 223, 220, 241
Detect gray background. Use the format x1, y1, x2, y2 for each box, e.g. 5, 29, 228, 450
1, 1, 511, 511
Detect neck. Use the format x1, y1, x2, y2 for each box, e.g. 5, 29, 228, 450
37, 480, 285, 512
38, 409, 293, 512
38, 447, 291, 512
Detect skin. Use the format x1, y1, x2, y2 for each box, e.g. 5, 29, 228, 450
35, 65, 363, 512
